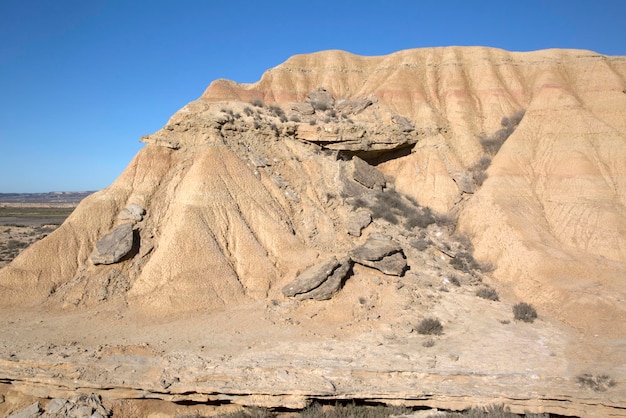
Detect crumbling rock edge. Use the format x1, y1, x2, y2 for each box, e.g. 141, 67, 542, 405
1, 373, 623, 417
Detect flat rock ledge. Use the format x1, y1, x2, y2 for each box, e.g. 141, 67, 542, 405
6, 393, 110, 418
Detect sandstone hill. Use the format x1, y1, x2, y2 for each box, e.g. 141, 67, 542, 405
0, 47, 625, 417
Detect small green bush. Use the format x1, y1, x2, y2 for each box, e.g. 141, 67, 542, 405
416, 317, 443, 335
513, 302, 537, 323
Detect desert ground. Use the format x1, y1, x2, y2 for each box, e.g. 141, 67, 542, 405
0, 206, 73, 269
0, 48, 624, 417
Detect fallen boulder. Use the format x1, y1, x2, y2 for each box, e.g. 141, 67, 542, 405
90, 223, 135, 265
355, 251, 407, 276
296, 256, 352, 301
282, 256, 353, 300
350, 234, 407, 276
282, 257, 341, 297
351, 234, 402, 260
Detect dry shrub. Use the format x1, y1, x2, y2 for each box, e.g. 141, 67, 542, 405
250, 98, 264, 107
416, 317, 443, 335
479, 110, 525, 155
576, 373, 616, 392
268, 105, 284, 117
476, 286, 499, 301
513, 302, 537, 323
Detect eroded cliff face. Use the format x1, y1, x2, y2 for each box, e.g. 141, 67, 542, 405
207, 47, 626, 334
0, 47, 625, 416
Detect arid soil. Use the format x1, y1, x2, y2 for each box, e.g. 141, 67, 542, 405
1, 47, 625, 418
0, 202, 80, 268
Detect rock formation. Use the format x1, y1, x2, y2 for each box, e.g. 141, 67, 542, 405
90, 223, 135, 265
0, 47, 625, 417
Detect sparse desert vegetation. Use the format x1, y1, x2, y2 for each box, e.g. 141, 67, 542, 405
476, 286, 499, 301
205, 402, 552, 418
416, 317, 444, 335
513, 302, 537, 323
469, 110, 525, 187
576, 373, 616, 392
479, 110, 525, 155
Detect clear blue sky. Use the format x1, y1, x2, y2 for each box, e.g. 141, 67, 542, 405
1, 0, 625, 192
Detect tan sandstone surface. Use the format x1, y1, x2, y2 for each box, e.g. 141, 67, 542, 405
0, 47, 625, 417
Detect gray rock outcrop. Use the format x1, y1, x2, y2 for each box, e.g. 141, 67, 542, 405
347, 210, 372, 237
350, 234, 407, 276
90, 223, 135, 265
38, 394, 111, 418
307, 87, 335, 111
296, 256, 352, 300
392, 115, 415, 132
7, 402, 40, 418
350, 157, 386, 190
282, 256, 352, 300
335, 98, 373, 115
291, 102, 315, 115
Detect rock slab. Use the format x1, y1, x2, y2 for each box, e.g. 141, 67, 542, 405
282, 256, 353, 300
90, 223, 135, 265
296, 256, 352, 300
350, 235, 407, 276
